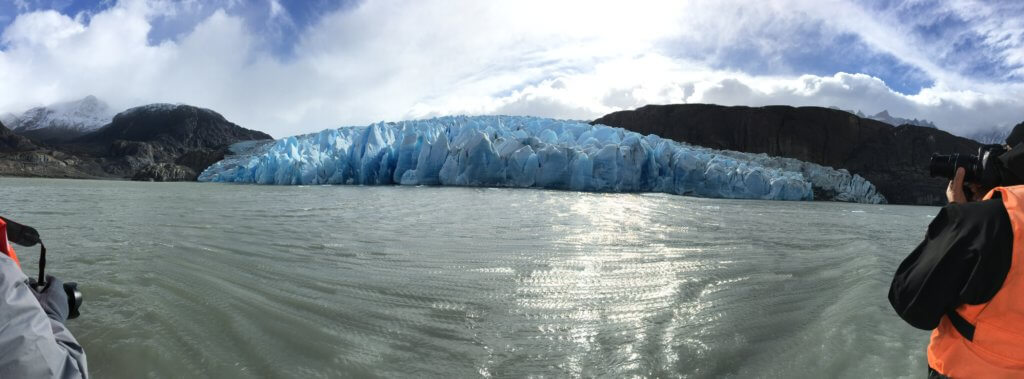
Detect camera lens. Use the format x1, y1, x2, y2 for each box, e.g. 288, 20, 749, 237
63, 282, 82, 320
929, 153, 980, 181
929, 154, 953, 178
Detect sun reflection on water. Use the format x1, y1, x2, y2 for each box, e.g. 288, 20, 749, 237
501, 193, 710, 376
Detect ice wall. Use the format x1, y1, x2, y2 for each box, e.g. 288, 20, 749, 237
715, 151, 886, 204
199, 116, 884, 203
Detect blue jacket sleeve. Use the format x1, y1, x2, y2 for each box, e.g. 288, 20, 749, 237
0, 255, 88, 378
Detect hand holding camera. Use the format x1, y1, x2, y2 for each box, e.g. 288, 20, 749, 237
946, 167, 968, 204
28, 275, 81, 322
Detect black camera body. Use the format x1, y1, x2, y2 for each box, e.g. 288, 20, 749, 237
930, 144, 1011, 189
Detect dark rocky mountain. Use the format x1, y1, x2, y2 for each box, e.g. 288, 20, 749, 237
79, 104, 269, 150
75, 104, 272, 181
0, 119, 37, 151
0, 119, 107, 178
593, 104, 982, 205
0, 104, 272, 181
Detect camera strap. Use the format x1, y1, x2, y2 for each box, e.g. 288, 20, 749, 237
37, 241, 46, 289
0, 216, 40, 247
946, 309, 975, 341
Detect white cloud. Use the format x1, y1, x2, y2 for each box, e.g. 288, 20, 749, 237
0, 0, 1022, 139
12, 0, 30, 12
410, 54, 1024, 135
2, 10, 84, 48
268, 0, 284, 19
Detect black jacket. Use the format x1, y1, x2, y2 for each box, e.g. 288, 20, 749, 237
889, 197, 1013, 329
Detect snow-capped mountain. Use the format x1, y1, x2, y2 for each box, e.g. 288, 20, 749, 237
1, 95, 114, 143
963, 125, 1013, 145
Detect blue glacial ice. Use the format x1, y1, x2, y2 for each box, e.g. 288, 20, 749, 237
199, 116, 885, 203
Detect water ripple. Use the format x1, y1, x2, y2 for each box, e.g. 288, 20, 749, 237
0, 178, 935, 378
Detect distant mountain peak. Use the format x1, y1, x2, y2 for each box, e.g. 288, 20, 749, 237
3, 96, 115, 143
963, 124, 1014, 145
867, 109, 936, 128
832, 107, 937, 128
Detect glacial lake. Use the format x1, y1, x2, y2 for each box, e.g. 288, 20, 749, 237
0, 177, 934, 378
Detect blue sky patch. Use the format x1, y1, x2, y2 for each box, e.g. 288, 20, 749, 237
1, 0, 360, 59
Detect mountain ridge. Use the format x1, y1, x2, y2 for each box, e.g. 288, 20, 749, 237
593, 103, 982, 205
0, 103, 271, 181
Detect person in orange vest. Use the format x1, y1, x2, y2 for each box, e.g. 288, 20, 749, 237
890, 128, 1024, 378
0, 216, 87, 378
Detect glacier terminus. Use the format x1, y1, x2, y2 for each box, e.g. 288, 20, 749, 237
199, 116, 885, 203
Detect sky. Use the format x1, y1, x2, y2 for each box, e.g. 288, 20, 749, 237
0, 0, 1022, 138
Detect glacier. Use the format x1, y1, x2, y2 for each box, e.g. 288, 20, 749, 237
199, 116, 885, 203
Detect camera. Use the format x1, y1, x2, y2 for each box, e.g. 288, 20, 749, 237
27, 279, 83, 320
929, 144, 1009, 188
0, 216, 83, 319
64, 282, 82, 319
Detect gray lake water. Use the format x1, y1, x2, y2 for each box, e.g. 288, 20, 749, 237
0, 177, 935, 378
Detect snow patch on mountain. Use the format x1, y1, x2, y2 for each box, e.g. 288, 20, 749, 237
963, 125, 1012, 145
3, 96, 113, 133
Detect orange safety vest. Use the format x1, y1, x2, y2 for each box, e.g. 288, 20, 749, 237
0, 217, 21, 267
928, 185, 1024, 377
